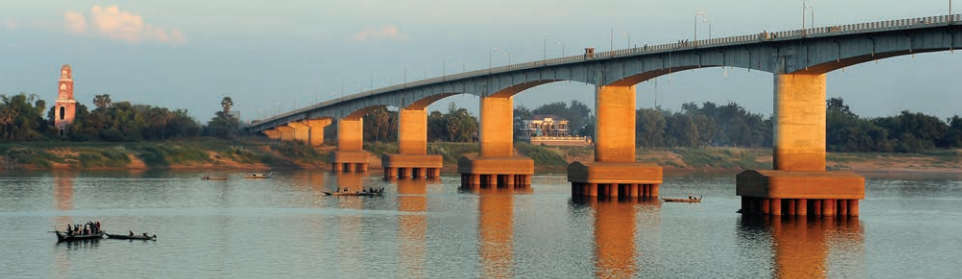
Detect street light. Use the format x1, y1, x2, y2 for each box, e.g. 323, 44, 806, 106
370, 73, 376, 90
556, 42, 565, 57
489, 47, 510, 69
623, 32, 630, 49
803, 0, 815, 30
543, 35, 556, 61
702, 17, 712, 40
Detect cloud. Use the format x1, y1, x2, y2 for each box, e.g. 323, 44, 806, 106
64, 5, 185, 46
352, 25, 405, 41
63, 12, 86, 35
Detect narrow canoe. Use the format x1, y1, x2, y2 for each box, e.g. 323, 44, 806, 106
107, 233, 157, 240
662, 197, 702, 203
54, 231, 105, 242
201, 176, 228, 180
322, 191, 381, 196
244, 172, 272, 179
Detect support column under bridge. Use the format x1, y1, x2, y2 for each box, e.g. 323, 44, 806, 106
459, 95, 533, 190
568, 85, 662, 200
383, 108, 442, 180
736, 73, 864, 216
331, 118, 370, 173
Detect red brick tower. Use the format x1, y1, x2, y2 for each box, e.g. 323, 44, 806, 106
54, 64, 76, 136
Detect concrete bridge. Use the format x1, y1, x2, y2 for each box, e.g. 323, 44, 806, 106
249, 14, 962, 214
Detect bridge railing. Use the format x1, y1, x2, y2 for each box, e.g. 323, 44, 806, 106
254, 14, 960, 127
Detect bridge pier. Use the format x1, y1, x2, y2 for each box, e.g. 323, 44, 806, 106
568, 85, 662, 200
736, 73, 864, 216
287, 122, 310, 144
383, 108, 443, 180
305, 119, 332, 146
459, 95, 534, 189
276, 126, 295, 142
331, 118, 371, 173
263, 129, 282, 140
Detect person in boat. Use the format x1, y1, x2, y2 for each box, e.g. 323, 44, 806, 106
129, 231, 134, 236
143, 232, 149, 237
65, 224, 72, 235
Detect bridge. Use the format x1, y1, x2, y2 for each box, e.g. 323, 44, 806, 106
249, 14, 962, 215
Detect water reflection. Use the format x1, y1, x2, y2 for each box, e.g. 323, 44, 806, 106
739, 216, 864, 279
571, 198, 661, 279
335, 172, 365, 278
396, 179, 428, 278
476, 187, 514, 279
52, 170, 75, 279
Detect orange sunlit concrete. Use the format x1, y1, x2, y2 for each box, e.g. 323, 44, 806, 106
459, 95, 533, 188
737, 73, 865, 216
331, 118, 371, 172
568, 85, 663, 199
305, 118, 332, 146
383, 108, 442, 179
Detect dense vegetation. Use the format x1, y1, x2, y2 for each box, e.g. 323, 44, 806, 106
3, 91, 960, 155
0, 93, 240, 142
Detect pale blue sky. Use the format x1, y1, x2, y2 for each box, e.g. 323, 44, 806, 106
1, 0, 959, 122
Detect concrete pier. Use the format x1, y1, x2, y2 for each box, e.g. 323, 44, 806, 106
736, 74, 865, 216
568, 85, 662, 199
331, 118, 371, 173
459, 96, 534, 189
383, 108, 443, 180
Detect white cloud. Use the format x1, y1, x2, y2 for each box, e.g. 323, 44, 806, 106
64, 5, 185, 46
352, 25, 405, 41
63, 12, 86, 35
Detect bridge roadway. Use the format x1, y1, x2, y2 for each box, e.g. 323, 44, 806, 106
249, 14, 962, 215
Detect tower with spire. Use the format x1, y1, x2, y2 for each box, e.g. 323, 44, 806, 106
54, 64, 76, 136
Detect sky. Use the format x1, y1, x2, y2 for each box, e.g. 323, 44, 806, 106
1, 0, 960, 123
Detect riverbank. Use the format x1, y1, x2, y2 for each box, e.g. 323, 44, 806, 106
1, 138, 959, 173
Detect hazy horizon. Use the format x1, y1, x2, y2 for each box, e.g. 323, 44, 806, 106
1, 1, 959, 122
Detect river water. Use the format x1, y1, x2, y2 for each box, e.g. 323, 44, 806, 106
1, 170, 960, 279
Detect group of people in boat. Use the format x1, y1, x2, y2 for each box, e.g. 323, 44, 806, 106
64, 221, 101, 236
339, 187, 385, 194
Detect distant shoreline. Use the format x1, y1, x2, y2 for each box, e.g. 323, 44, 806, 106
1, 140, 959, 174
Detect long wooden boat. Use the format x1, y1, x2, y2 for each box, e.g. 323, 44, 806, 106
244, 172, 272, 179
54, 231, 105, 242
662, 197, 702, 203
201, 175, 228, 180
321, 191, 381, 196
107, 233, 157, 240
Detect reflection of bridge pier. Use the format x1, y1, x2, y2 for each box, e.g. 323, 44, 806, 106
383, 108, 442, 179
574, 198, 661, 278
569, 85, 662, 199
476, 187, 515, 279
740, 216, 864, 278
459, 95, 533, 189
737, 74, 864, 216
396, 178, 429, 278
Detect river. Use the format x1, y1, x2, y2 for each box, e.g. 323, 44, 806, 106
1, 170, 960, 278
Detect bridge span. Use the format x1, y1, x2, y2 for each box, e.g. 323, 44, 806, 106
249, 14, 961, 215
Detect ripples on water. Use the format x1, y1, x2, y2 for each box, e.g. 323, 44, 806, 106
0, 170, 960, 278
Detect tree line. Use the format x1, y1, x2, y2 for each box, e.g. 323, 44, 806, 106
4, 91, 961, 153
0, 93, 240, 142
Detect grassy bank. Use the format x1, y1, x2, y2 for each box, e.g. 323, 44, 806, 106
2, 138, 958, 172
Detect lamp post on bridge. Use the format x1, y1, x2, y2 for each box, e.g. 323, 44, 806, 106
556, 42, 565, 58
543, 35, 553, 61
802, 0, 815, 31
623, 32, 630, 49
370, 73, 376, 91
